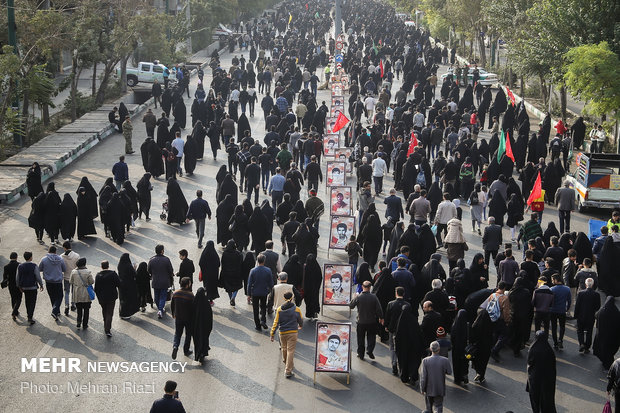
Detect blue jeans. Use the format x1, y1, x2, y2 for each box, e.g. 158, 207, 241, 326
176, 157, 183, 175
303, 155, 311, 170
46, 282, 63, 316
153, 288, 167, 312
261, 169, 271, 190
63, 279, 73, 309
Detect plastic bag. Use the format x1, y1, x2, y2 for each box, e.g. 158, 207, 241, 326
431, 224, 438, 236
602, 400, 611, 413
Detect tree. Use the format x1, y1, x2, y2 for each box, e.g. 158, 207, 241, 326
564, 42, 620, 120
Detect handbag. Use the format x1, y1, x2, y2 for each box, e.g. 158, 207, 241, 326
199, 271, 203, 282
166, 280, 175, 301
602, 400, 611, 413
77, 270, 96, 301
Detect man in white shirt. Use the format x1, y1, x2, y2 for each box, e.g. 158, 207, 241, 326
413, 109, 425, 132
364, 95, 376, 124
372, 153, 387, 196
272, 272, 295, 310
171, 132, 185, 177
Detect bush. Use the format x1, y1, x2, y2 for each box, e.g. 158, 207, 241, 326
63, 91, 97, 119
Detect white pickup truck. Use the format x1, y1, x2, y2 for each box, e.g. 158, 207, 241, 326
116, 62, 169, 87
566, 152, 620, 212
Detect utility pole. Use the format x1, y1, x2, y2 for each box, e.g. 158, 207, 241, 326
334, 0, 341, 39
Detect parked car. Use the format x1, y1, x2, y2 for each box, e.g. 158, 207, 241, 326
441, 66, 499, 86
115, 61, 169, 87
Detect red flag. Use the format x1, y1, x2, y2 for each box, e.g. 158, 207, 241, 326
305, 3, 308, 10
505, 130, 515, 162
527, 171, 542, 206
506, 86, 516, 106
407, 131, 418, 157
379, 59, 384, 78
332, 111, 349, 132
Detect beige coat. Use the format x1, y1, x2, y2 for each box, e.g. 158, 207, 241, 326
70, 268, 94, 303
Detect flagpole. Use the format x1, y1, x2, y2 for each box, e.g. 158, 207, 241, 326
335, 0, 342, 39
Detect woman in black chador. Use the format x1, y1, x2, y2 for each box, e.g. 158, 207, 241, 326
117, 253, 140, 318
135, 262, 153, 312
302, 254, 322, 319
26, 162, 44, 200
59, 193, 77, 241
166, 178, 188, 225
43, 182, 62, 243
526, 331, 557, 413
192, 287, 213, 364
199, 241, 220, 302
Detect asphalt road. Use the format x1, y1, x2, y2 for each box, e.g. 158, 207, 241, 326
0, 38, 614, 413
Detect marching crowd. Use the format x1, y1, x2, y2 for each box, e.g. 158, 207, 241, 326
4, 0, 620, 412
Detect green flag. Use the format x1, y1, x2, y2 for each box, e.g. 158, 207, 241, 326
372, 39, 378, 55
315, 11, 319, 18
497, 129, 506, 162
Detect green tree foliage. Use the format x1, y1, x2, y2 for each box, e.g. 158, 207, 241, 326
564, 42, 620, 120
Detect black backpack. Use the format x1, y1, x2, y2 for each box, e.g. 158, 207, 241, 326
469, 191, 479, 206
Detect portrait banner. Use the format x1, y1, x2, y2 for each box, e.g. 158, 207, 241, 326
328, 216, 355, 249
334, 148, 352, 172
326, 161, 346, 186
322, 264, 353, 305
330, 186, 352, 216
323, 134, 340, 157
314, 321, 352, 373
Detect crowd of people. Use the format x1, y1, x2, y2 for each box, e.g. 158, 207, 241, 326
7, 0, 620, 412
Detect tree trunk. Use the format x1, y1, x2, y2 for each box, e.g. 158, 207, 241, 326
120, 55, 129, 94
559, 84, 567, 121
92, 61, 97, 96
539, 74, 548, 107
42, 103, 50, 126
479, 33, 486, 68
520, 76, 525, 98
95, 58, 121, 105
21, 89, 30, 146
508, 66, 513, 89
70, 54, 79, 122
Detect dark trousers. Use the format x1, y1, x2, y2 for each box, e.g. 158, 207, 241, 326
23, 290, 37, 320
558, 210, 571, 233
9, 285, 22, 316
534, 312, 550, 334
484, 249, 498, 266
435, 223, 448, 245
308, 180, 319, 191
491, 319, 509, 354
76, 302, 91, 327
550, 313, 566, 344
252, 295, 267, 327
285, 242, 296, 256
356, 322, 377, 356
577, 320, 594, 350
228, 158, 238, 176
174, 320, 193, 353
261, 169, 271, 191
373, 176, 383, 194
99, 300, 116, 334
46, 282, 63, 316
247, 183, 259, 204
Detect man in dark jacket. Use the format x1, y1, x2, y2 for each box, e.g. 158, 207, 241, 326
247, 254, 274, 330
150, 380, 185, 413
186, 190, 212, 248
148, 245, 174, 319
3, 252, 21, 320
384, 286, 411, 374
574, 277, 600, 353
482, 216, 502, 266
171, 277, 194, 359
384, 189, 404, 221
15, 251, 44, 324
151, 79, 162, 108
245, 157, 261, 204
94, 260, 121, 337
303, 155, 323, 190
421, 301, 443, 350
349, 281, 383, 360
